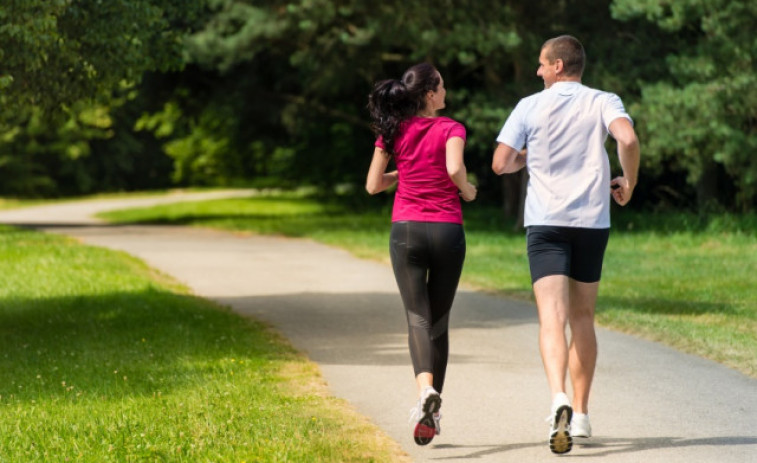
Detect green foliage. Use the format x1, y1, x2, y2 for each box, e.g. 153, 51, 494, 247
150, 0, 655, 195
0, 87, 175, 197
0, 103, 113, 196
0, 0, 200, 113
154, 0, 709, 211
0, 0, 203, 196
2, 0, 755, 212
144, 0, 532, 188
612, 0, 757, 210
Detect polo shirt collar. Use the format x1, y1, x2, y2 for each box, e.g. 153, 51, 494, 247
550, 81, 582, 96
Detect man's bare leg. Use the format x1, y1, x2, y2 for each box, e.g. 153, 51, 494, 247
533, 275, 571, 398
568, 279, 600, 414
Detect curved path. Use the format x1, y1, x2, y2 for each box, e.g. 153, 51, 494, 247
1, 191, 755, 462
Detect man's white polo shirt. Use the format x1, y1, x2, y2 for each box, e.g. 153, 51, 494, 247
496, 81, 632, 229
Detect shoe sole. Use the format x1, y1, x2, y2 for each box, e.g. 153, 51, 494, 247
413, 392, 442, 446
549, 404, 573, 454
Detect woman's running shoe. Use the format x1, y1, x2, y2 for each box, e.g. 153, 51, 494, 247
408, 386, 442, 445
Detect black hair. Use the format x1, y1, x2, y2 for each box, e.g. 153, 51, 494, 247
367, 62, 440, 155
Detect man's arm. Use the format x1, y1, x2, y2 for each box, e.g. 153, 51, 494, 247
492, 143, 526, 175
608, 118, 640, 206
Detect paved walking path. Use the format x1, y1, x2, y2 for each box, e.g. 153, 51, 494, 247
1, 191, 755, 462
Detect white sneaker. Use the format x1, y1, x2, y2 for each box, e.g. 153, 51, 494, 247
571, 413, 592, 438
408, 386, 441, 446
548, 392, 573, 454
433, 412, 442, 436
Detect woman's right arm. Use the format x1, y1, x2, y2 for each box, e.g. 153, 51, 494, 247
365, 147, 398, 195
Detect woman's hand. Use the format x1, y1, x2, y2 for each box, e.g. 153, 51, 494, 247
460, 182, 477, 202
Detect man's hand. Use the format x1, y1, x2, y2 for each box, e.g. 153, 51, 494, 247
610, 177, 634, 206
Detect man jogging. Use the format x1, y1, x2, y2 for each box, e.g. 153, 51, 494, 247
492, 35, 640, 454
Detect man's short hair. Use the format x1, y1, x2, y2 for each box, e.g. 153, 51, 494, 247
542, 35, 586, 77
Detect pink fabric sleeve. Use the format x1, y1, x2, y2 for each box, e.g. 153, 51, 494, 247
447, 122, 466, 142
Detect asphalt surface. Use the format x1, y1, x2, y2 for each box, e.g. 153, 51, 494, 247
1, 190, 755, 462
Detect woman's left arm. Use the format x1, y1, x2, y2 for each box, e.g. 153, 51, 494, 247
365, 147, 398, 195
446, 137, 477, 202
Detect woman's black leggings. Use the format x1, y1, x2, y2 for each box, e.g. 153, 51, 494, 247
390, 221, 466, 393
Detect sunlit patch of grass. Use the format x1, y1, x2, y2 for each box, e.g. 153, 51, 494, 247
599, 231, 756, 377
0, 225, 408, 462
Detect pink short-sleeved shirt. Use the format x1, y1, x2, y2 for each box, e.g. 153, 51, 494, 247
375, 116, 467, 224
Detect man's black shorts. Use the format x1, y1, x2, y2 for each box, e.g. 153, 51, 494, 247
526, 226, 610, 284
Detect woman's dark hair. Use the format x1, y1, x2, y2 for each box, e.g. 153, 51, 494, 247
368, 62, 440, 155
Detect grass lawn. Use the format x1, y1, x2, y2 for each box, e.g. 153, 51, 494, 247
0, 225, 407, 462
100, 191, 757, 379
0, 199, 41, 210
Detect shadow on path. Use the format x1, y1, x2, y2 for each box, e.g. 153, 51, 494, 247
218, 291, 537, 367
426, 436, 757, 460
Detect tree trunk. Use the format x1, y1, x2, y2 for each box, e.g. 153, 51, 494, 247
696, 160, 719, 211
500, 170, 528, 230
516, 169, 528, 230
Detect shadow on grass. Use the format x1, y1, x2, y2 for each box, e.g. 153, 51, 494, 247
598, 295, 736, 316
100, 211, 392, 237
0, 287, 538, 403
96, 200, 525, 237
0, 289, 295, 401
610, 210, 757, 234
100, 203, 757, 243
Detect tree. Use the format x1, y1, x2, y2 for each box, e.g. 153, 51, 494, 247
0, 0, 203, 196
168, 0, 664, 214
612, 0, 757, 210
0, 0, 200, 113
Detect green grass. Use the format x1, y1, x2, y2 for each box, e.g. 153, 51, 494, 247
0, 225, 407, 462
0, 188, 234, 211
99, 192, 757, 379
600, 231, 756, 376
0, 198, 42, 210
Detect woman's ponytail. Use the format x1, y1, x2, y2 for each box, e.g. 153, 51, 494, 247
368, 63, 440, 155
368, 79, 414, 155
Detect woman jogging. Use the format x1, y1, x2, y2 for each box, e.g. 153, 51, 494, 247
365, 62, 477, 445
